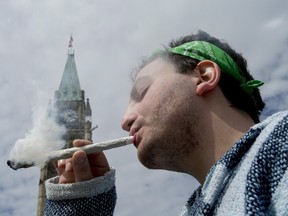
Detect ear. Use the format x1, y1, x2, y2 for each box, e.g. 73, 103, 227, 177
195, 60, 221, 95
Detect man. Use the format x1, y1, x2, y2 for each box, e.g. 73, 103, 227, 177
44, 30, 288, 215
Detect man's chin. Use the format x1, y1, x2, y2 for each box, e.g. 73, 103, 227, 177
137, 150, 157, 169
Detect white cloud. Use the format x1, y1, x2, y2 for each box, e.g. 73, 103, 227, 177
264, 16, 286, 29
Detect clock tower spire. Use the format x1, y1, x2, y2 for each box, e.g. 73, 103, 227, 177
37, 36, 94, 215
56, 35, 82, 102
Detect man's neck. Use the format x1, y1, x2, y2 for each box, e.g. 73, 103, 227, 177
186, 105, 255, 184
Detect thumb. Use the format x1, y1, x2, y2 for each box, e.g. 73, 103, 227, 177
72, 150, 94, 182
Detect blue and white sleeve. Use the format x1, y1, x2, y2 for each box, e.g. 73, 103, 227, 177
44, 169, 117, 216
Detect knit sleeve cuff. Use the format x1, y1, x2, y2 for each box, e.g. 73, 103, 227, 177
45, 169, 116, 200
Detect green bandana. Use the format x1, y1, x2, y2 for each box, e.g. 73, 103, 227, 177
169, 41, 264, 96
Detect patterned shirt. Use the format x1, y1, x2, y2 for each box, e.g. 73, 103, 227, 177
181, 111, 288, 215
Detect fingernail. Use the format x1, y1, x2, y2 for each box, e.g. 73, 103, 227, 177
58, 159, 65, 165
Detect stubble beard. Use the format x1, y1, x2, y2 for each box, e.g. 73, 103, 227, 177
137, 86, 200, 173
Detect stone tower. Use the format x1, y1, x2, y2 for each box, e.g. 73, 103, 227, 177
37, 37, 93, 215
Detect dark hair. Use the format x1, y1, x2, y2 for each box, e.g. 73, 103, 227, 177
133, 30, 265, 123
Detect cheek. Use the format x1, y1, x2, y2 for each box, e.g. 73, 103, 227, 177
154, 83, 194, 120
137, 89, 160, 117
138, 78, 195, 125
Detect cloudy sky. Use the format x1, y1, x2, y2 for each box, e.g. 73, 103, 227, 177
0, 0, 288, 215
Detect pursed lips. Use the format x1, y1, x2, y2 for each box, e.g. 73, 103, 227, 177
130, 128, 141, 148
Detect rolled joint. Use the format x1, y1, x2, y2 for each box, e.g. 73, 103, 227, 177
7, 136, 134, 170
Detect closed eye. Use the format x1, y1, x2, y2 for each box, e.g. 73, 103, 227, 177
139, 86, 149, 100
130, 76, 152, 102
130, 86, 149, 102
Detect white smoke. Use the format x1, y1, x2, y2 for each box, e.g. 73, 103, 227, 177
8, 103, 66, 168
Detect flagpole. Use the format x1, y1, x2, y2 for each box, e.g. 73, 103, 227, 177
68, 34, 74, 55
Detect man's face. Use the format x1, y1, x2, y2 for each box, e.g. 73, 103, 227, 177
122, 58, 200, 172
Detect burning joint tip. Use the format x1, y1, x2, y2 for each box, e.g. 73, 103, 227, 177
7, 160, 35, 170
7, 160, 15, 170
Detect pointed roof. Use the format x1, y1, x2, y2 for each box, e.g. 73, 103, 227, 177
57, 49, 82, 101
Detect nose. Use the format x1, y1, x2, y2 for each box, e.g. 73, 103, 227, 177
121, 112, 137, 132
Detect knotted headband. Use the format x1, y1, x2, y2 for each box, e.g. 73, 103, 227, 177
169, 41, 264, 98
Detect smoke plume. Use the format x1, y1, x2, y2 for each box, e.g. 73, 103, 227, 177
8, 104, 66, 168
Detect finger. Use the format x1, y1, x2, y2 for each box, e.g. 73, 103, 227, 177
90, 166, 110, 177
72, 150, 94, 182
87, 152, 110, 171
73, 139, 92, 147
73, 139, 110, 177
52, 159, 65, 175
88, 154, 110, 177
57, 159, 66, 168
72, 139, 108, 165
58, 160, 75, 184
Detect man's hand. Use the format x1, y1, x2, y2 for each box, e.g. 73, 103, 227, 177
54, 139, 110, 184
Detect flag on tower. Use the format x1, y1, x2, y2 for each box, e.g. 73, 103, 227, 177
68, 36, 73, 47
